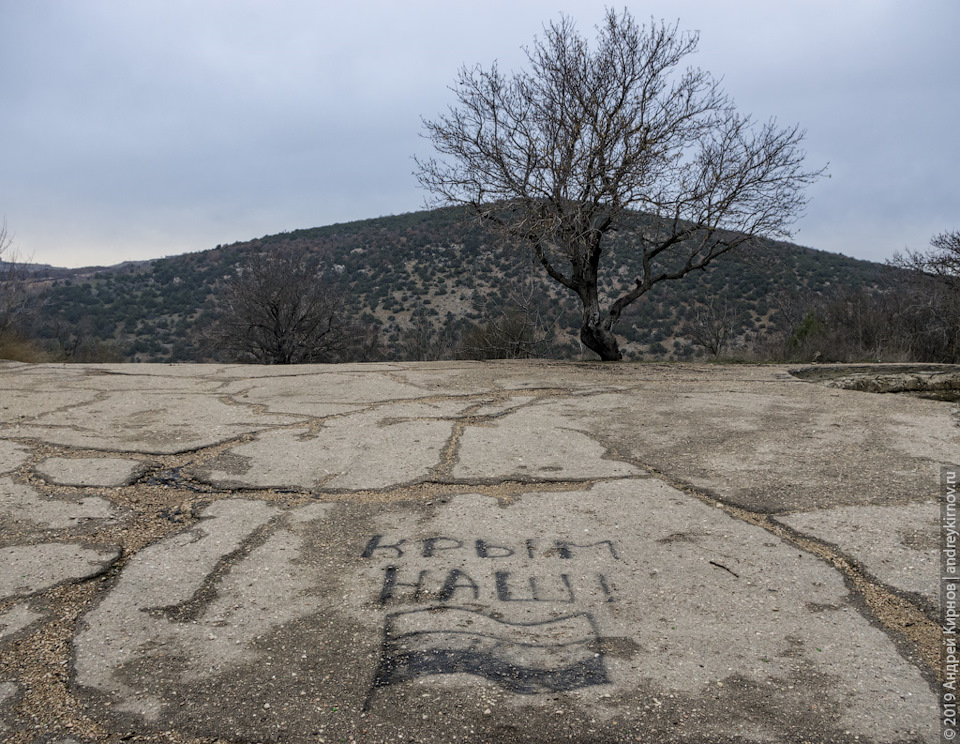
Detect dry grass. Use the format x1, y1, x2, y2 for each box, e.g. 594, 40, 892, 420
0, 333, 55, 362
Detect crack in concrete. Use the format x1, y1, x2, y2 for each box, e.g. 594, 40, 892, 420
569, 428, 941, 688
7, 427, 630, 506
0, 393, 114, 431
158, 386, 623, 492
143, 516, 281, 624
641, 463, 939, 686
214, 391, 311, 420
429, 417, 467, 482
423, 392, 535, 482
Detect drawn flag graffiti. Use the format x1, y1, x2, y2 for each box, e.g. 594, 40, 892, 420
372, 607, 609, 694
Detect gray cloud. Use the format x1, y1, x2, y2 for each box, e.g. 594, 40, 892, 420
1, 0, 957, 267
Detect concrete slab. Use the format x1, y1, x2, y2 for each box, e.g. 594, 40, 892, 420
2, 362, 225, 390
0, 543, 119, 599
74, 499, 311, 719
7, 390, 300, 454
777, 502, 938, 606
0, 387, 102, 423
0, 360, 951, 743
70, 483, 934, 743
0, 440, 30, 473
34, 457, 148, 487
216, 368, 436, 414
541, 379, 950, 512
189, 403, 463, 490
453, 404, 642, 482
0, 478, 117, 530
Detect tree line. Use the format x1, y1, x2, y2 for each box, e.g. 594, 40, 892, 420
1, 218, 957, 365
198, 234, 960, 365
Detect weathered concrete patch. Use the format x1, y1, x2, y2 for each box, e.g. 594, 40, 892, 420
0, 386, 102, 423
0, 543, 119, 599
34, 457, 148, 487
777, 502, 938, 605
453, 405, 642, 482
10, 391, 300, 454
217, 369, 432, 415
549, 381, 953, 512
219, 373, 423, 418
0, 440, 31, 474
0, 603, 42, 640
190, 404, 458, 490
2, 362, 232, 393
0, 478, 117, 530
386, 359, 634, 396
73, 499, 324, 720
72, 483, 935, 742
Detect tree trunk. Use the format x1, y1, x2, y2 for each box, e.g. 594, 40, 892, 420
579, 309, 622, 361
574, 244, 623, 361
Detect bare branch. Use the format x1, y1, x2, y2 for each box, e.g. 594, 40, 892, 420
0, 219, 32, 338
417, 8, 824, 360
890, 230, 960, 288
681, 293, 743, 357
206, 248, 365, 364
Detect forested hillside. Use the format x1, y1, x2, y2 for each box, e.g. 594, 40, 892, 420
14, 207, 896, 363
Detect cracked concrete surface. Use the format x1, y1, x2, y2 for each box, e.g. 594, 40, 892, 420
0, 478, 118, 530
0, 360, 954, 744
34, 457, 149, 488
778, 502, 939, 608
0, 544, 120, 600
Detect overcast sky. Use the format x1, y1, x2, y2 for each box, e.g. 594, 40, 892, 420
1, 1, 957, 269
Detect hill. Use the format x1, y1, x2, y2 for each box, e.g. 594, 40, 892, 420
20, 207, 891, 362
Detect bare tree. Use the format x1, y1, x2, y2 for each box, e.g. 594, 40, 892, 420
396, 302, 460, 361
887, 230, 960, 362
890, 230, 960, 287
458, 272, 562, 359
208, 248, 361, 364
681, 293, 742, 358
417, 9, 824, 360
0, 219, 30, 338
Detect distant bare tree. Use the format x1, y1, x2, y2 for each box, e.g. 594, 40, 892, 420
396, 302, 460, 361
890, 230, 960, 287
49, 317, 88, 360
458, 273, 561, 359
682, 294, 741, 357
0, 219, 30, 338
209, 249, 361, 364
887, 230, 960, 362
417, 8, 824, 360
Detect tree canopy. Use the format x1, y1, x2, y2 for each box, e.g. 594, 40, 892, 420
417, 8, 824, 360
207, 248, 360, 364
